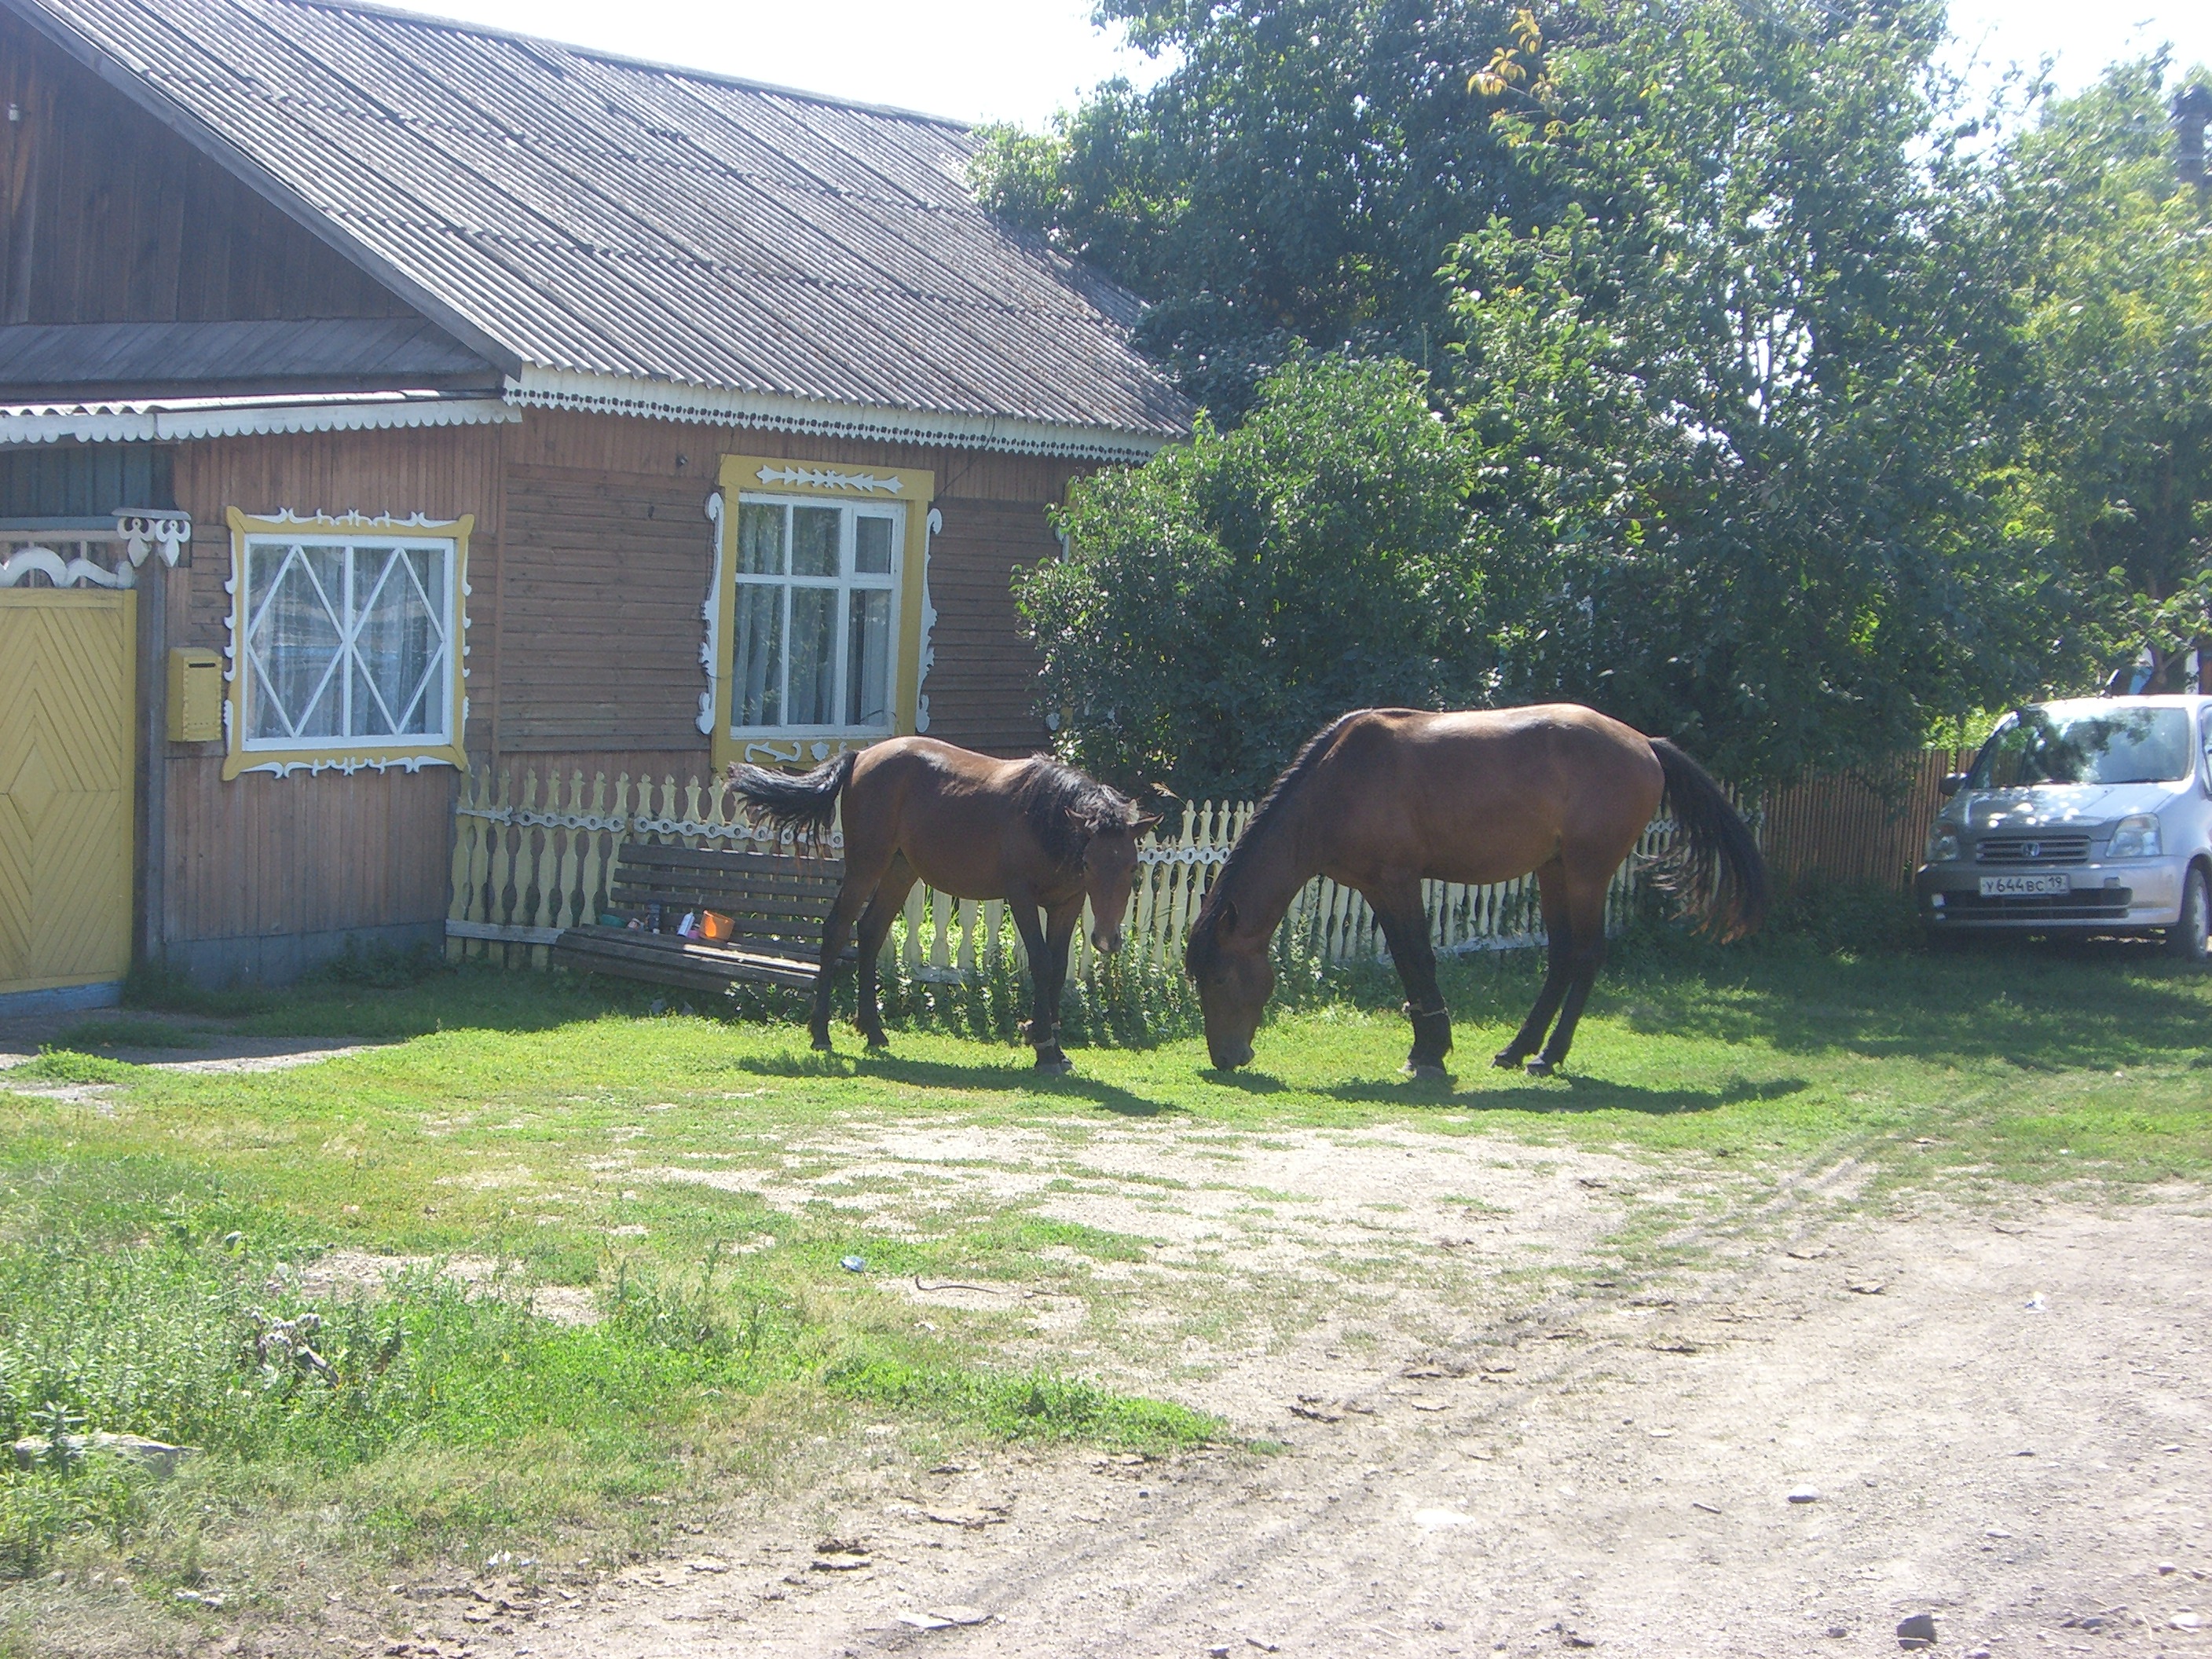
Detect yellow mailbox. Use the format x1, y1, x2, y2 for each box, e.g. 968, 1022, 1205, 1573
167, 647, 222, 743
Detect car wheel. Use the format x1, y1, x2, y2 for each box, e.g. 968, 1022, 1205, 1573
2167, 866, 2210, 963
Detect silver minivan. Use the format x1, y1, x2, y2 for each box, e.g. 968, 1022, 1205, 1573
1915, 695, 2212, 960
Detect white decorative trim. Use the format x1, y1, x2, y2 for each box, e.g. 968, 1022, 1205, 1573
753, 464, 903, 494
114, 510, 192, 568
698, 491, 726, 737
0, 397, 518, 448
1139, 844, 1230, 866
915, 505, 942, 734
0, 545, 134, 588
236, 754, 456, 778
508, 368, 1178, 462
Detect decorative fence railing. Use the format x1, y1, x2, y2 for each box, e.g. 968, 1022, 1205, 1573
446, 767, 1682, 984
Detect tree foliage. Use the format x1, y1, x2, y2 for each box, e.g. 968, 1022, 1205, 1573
1016, 355, 1478, 795
1991, 60, 2212, 689
1441, 0, 2082, 780
994, 0, 2212, 789
970, 0, 1562, 418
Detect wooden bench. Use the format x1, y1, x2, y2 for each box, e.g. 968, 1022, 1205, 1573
550, 841, 847, 994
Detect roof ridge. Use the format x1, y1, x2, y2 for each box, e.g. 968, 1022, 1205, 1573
266, 0, 973, 130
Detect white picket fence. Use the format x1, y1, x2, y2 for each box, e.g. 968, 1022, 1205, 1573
446, 767, 1676, 980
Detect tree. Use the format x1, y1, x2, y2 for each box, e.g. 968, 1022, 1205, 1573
1990, 59, 2212, 690
1015, 355, 1480, 796
1437, 0, 2077, 780
970, 0, 1561, 418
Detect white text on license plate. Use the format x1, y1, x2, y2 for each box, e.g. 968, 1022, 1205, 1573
1979, 873, 2071, 898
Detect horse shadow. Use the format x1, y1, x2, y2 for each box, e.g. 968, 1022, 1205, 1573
729, 1050, 1180, 1118
1318, 1071, 1810, 1117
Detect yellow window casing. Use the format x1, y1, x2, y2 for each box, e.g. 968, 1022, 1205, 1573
708, 456, 935, 776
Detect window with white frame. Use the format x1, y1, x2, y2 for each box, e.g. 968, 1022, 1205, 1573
730, 496, 902, 734
240, 532, 456, 748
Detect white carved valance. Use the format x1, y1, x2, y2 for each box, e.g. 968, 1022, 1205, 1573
0, 509, 193, 588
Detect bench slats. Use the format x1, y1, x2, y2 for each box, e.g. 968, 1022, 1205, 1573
551, 837, 848, 994
550, 928, 822, 991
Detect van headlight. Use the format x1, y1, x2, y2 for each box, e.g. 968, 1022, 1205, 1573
2108, 814, 2162, 859
1925, 824, 1960, 863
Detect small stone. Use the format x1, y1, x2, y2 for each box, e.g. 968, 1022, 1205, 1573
1847, 1280, 1886, 1295
1966, 1649, 1991, 1658
840, 1255, 866, 1273
1895, 1611, 1938, 1647
2174, 1612, 2204, 1631
1787, 1486, 1820, 1503
1210, 1647, 1232, 1657
684, 1558, 728, 1573
2159, 1561, 2178, 1575
1826, 1628, 1848, 1639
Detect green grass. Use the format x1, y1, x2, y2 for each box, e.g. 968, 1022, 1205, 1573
2, 924, 2207, 1627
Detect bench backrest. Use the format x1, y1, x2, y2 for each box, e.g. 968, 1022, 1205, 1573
608, 841, 845, 955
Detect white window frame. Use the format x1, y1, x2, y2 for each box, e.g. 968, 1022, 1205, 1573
222, 508, 471, 780
726, 493, 905, 742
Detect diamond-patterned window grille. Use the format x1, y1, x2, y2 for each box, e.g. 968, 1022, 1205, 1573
244, 536, 452, 745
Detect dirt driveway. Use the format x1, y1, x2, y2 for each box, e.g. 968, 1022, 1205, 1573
346, 1115, 2207, 1659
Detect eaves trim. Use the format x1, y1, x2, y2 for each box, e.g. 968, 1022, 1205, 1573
507, 368, 1177, 462
0, 395, 520, 445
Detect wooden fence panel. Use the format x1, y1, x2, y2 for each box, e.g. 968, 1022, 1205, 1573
1759, 749, 1970, 893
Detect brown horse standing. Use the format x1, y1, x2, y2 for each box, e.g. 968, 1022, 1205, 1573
731, 738, 1155, 1071
1185, 706, 1764, 1077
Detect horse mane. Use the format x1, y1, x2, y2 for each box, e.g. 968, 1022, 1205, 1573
1012, 756, 1141, 870
1186, 712, 1362, 976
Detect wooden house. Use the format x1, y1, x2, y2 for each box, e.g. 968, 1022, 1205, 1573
0, 0, 1186, 1003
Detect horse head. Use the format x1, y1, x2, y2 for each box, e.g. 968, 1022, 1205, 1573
1184, 896, 1273, 1070
1077, 801, 1159, 954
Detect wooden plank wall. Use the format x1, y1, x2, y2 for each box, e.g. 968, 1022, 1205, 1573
504, 410, 1085, 761
162, 423, 506, 969
148, 407, 1108, 976
925, 498, 1058, 754
0, 13, 415, 326
1758, 749, 1973, 892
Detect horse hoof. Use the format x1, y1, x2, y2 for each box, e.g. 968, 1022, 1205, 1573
1492, 1050, 1522, 1070
1034, 1055, 1074, 1075
1523, 1057, 1555, 1078
863, 1035, 890, 1053
1403, 1061, 1450, 1081
810, 1033, 833, 1053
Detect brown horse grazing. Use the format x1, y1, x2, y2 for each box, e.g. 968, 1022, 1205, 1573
730, 738, 1155, 1071
1185, 706, 1765, 1078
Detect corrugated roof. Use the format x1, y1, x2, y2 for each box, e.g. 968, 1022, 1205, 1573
11, 0, 1189, 451
0, 317, 493, 396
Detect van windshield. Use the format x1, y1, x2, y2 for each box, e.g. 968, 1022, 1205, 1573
1968, 706, 2194, 789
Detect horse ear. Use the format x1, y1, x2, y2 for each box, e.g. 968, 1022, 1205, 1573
1217, 899, 1240, 933
1133, 811, 1163, 834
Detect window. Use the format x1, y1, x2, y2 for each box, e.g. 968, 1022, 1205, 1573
729, 496, 902, 734
224, 509, 471, 779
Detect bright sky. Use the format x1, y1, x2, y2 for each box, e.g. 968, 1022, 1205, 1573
415, 0, 2212, 130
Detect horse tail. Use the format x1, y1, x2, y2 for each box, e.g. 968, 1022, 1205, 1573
1647, 738, 1767, 940
727, 750, 856, 840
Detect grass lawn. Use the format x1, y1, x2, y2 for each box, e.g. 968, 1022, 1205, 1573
1, 927, 2207, 1633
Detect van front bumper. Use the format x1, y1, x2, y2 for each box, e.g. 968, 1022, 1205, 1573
1915, 859, 2182, 931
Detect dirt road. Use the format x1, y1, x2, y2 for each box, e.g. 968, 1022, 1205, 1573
369, 1121, 2212, 1659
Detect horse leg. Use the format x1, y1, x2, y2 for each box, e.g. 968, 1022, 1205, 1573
1005, 888, 1060, 1059
1372, 882, 1450, 1077
1532, 871, 1614, 1075
1031, 897, 1082, 1072
810, 828, 896, 1049
851, 855, 917, 1050
1495, 863, 1573, 1069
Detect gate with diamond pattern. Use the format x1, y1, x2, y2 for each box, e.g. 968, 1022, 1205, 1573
0, 590, 136, 998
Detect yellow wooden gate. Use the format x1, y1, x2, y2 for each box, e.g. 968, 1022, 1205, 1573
0, 590, 136, 997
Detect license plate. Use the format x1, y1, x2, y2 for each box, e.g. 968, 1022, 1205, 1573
1979, 873, 2071, 898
